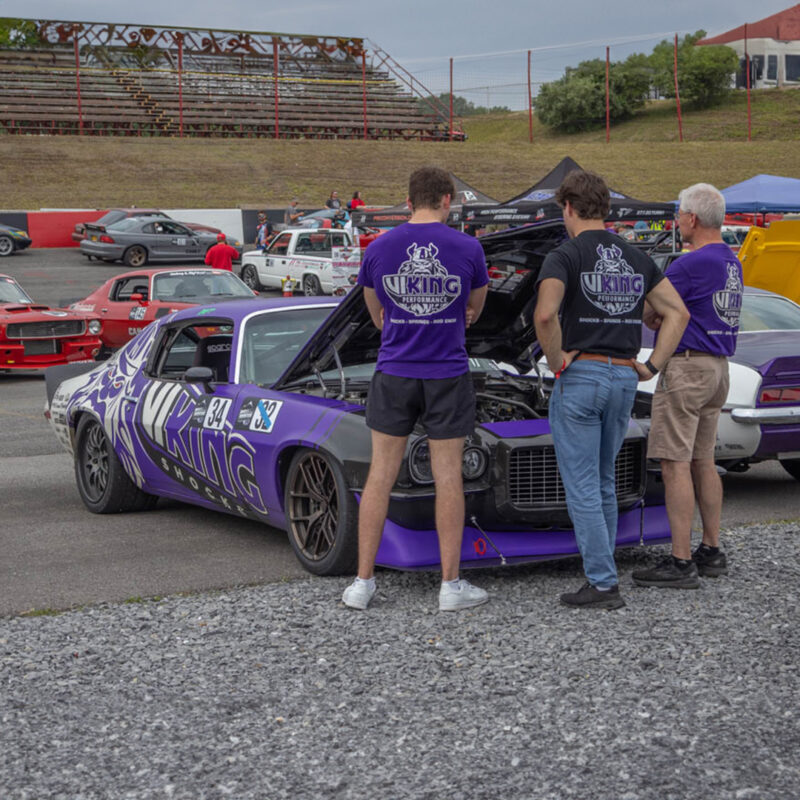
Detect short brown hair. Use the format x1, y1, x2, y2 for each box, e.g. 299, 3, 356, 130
555, 170, 610, 220
408, 166, 455, 210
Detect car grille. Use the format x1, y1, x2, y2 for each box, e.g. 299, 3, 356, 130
5, 320, 86, 339
507, 440, 644, 507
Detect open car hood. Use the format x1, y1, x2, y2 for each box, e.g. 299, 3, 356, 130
273, 220, 567, 389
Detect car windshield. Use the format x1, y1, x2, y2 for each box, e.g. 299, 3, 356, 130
740, 293, 800, 331
0, 276, 33, 304
153, 270, 254, 301
106, 218, 143, 232
239, 307, 333, 386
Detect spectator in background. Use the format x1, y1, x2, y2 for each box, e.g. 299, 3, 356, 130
326, 191, 342, 210
204, 233, 238, 272
255, 212, 272, 250
349, 191, 365, 211
285, 198, 301, 228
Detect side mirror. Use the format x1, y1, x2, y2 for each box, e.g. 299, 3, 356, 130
130, 293, 148, 305
184, 365, 214, 392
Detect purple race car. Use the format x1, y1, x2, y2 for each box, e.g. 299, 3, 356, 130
44, 268, 671, 576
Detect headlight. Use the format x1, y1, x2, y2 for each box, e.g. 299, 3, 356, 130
462, 446, 488, 481
88, 319, 102, 334
408, 437, 434, 484
408, 437, 488, 485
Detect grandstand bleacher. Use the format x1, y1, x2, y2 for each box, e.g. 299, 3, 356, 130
0, 19, 458, 140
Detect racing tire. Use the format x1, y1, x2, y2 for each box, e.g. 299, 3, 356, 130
284, 448, 358, 576
74, 415, 157, 514
302, 275, 323, 296
123, 245, 148, 268
779, 458, 800, 482
241, 264, 262, 292
0, 236, 15, 257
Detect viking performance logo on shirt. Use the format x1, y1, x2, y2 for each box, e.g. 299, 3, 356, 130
383, 243, 461, 317
580, 244, 644, 316
713, 263, 743, 328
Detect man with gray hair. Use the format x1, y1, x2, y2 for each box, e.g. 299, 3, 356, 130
633, 183, 743, 589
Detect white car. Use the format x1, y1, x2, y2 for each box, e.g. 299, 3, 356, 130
515, 287, 800, 480
239, 228, 360, 296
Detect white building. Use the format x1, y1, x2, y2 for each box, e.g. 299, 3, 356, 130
697, 3, 800, 88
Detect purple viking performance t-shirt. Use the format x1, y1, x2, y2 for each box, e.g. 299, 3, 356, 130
357, 221, 489, 378
665, 243, 743, 356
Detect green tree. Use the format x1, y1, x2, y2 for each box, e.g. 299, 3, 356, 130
535, 53, 650, 133
0, 18, 43, 48
649, 31, 738, 108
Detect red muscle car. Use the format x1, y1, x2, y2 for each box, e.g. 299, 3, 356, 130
69, 267, 256, 350
0, 274, 103, 370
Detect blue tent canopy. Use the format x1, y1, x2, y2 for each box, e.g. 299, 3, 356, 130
721, 174, 800, 213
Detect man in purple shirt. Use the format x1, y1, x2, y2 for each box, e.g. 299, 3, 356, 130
341, 166, 490, 612
633, 183, 743, 589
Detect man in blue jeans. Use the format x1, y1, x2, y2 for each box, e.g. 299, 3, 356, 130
534, 170, 689, 609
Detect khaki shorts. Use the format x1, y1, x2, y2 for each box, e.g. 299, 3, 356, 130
647, 353, 729, 462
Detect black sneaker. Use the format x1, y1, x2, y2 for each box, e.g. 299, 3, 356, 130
632, 555, 700, 589
560, 582, 625, 610
693, 544, 728, 577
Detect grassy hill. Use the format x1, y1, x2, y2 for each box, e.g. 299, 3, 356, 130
3, 88, 800, 210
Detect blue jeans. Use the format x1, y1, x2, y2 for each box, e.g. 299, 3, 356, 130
549, 360, 639, 589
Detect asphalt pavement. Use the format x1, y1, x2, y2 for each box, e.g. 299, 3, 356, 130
1, 248, 800, 617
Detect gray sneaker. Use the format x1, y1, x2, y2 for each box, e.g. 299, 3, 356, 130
439, 578, 489, 612
342, 578, 376, 610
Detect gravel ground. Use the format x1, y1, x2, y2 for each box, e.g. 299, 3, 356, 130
1, 523, 799, 800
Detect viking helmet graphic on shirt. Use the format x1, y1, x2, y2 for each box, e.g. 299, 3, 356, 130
713, 262, 743, 328
579, 243, 644, 316
383, 242, 462, 317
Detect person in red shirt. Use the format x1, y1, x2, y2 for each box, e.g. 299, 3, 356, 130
348, 190, 365, 210
204, 233, 238, 272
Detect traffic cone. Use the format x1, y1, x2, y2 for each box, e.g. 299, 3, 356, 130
281, 276, 294, 297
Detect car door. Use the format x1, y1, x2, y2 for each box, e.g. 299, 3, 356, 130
160, 221, 199, 260
290, 231, 317, 284
134, 318, 268, 517
262, 232, 293, 288
100, 274, 151, 348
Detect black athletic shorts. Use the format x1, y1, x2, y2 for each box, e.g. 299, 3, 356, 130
365, 371, 476, 439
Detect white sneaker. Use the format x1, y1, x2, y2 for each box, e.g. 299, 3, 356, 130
439, 578, 489, 612
342, 578, 376, 610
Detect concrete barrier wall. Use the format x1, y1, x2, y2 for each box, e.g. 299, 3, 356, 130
0, 208, 253, 248
163, 209, 244, 243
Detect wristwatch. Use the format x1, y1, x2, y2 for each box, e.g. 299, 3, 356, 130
644, 358, 659, 375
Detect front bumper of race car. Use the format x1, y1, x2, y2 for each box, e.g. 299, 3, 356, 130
371, 421, 670, 570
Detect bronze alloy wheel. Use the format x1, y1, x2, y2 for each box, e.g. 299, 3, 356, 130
79, 420, 110, 503
287, 452, 339, 561
284, 448, 357, 574
124, 245, 147, 267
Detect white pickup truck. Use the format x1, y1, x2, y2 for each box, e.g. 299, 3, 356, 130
239, 228, 361, 296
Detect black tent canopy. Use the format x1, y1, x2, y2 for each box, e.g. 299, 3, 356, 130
350, 173, 499, 228
464, 157, 674, 225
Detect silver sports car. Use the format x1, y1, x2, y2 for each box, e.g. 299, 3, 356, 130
79, 216, 242, 268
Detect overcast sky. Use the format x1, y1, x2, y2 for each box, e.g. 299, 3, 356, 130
2, 0, 794, 106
